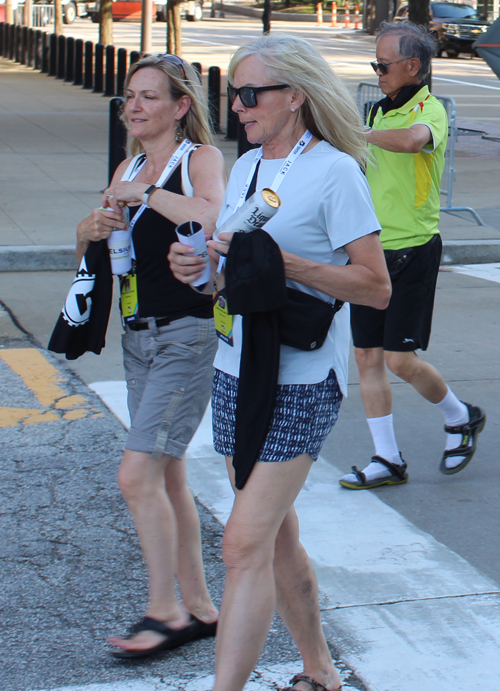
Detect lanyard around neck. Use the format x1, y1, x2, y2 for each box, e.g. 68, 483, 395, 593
127, 138, 193, 234
234, 130, 313, 211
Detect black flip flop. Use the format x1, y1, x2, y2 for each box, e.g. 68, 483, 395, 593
111, 614, 217, 659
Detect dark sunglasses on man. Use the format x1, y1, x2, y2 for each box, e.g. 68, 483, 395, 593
227, 84, 290, 108
370, 58, 410, 75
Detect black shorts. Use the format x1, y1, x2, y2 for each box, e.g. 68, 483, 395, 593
351, 234, 442, 352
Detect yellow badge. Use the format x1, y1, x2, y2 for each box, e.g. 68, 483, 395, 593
213, 290, 233, 346
120, 272, 139, 323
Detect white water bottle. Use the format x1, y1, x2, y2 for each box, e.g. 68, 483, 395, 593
175, 221, 211, 287
107, 229, 133, 275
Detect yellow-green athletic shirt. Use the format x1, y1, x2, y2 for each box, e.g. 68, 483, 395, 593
366, 86, 448, 250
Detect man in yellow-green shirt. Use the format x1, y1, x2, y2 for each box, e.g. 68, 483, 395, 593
341, 21, 485, 490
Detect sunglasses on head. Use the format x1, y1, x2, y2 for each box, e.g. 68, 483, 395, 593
227, 83, 290, 108
158, 53, 187, 78
370, 57, 410, 75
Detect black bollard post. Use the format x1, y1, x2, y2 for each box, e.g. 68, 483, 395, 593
108, 97, 127, 184
238, 121, 259, 158
226, 93, 238, 141
191, 62, 202, 82
208, 65, 222, 134
34, 29, 42, 70
9, 23, 15, 61
65, 35, 74, 82
21, 26, 27, 64
74, 38, 83, 85
129, 50, 140, 67
27, 27, 33, 67
57, 34, 65, 79
49, 33, 57, 76
41, 31, 50, 73
104, 44, 115, 96
4, 22, 11, 59
83, 41, 93, 89
93, 42, 104, 93
116, 47, 127, 96
0, 23, 5, 58
15, 24, 21, 63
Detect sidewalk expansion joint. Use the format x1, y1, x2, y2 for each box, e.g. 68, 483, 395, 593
320, 589, 500, 611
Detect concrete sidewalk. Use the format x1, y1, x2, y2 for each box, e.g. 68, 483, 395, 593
1, 56, 500, 270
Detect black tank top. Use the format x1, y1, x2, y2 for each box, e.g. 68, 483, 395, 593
129, 163, 212, 320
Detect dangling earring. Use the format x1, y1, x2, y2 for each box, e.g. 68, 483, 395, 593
175, 122, 183, 143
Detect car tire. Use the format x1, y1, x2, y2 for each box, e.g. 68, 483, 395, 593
186, 2, 203, 21
446, 49, 459, 58
90, 12, 99, 23
63, 1, 77, 24
156, 7, 167, 21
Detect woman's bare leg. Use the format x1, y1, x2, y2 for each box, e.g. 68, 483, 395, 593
109, 449, 191, 651
213, 455, 315, 691
164, 456, 218, 624
274, 508, 341, 690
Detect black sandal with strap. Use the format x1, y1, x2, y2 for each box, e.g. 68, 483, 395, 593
440, 402, 486, 475
280, 673, 342, 691
110, 614, 217, 659
339, 454, 408, 489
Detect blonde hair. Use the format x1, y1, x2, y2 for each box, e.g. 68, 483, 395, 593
123, 54, 214, 155
228, 35, 367, 168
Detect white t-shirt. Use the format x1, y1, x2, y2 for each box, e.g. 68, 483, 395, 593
213, 140, 381, 396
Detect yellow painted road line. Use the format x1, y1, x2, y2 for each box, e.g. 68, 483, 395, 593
0, 348, 96, 427
0, 348, 68, 407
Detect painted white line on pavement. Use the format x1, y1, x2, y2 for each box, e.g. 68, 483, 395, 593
89, 382, 500, 691
451, 262, 500, 284
433, 76, 500, 91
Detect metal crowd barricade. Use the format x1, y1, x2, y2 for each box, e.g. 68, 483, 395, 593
356, 82, 484, 226
13, 4, 53, 27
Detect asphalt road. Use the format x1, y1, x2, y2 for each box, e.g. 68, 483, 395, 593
1, 16, 500, 691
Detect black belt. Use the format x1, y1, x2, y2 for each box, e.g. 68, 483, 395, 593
127, 316, 180, 331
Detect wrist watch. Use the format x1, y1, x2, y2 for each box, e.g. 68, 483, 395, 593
142, 185, 160, 207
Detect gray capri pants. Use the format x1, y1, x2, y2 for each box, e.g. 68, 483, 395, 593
122, 316, 217, 460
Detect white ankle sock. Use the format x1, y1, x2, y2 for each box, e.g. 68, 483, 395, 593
434, 388, 469, 468
367, 414, 401, 463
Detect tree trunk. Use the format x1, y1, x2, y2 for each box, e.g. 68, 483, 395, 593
408, 0, 429, 26
99, 0, 114, 46
482, 0, 488, 20
167, 0, 183, 56
262, 0, 271, 33
54, 0, 63, 35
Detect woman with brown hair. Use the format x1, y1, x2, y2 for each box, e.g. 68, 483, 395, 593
76, 54, 226, 658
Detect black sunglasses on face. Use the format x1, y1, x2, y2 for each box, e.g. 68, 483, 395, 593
370, 58, 410, 75
227, 83, 290, 108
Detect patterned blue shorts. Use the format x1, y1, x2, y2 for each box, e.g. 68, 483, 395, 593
212, 369, 343, 462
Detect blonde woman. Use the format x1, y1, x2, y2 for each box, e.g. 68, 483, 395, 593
169, 36, 391, 691
76, 54, 226, 658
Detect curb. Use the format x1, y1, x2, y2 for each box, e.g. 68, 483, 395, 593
0, 246, 77, 272
1, 241, 500, 272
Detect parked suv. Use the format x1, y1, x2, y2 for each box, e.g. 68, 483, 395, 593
394, 2, 490, 58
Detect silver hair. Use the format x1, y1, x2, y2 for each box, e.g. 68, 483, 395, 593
377, 21, 438, 79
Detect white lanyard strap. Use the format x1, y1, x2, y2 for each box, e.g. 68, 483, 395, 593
127, 138, 193, 234
234, 130, 312, 211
